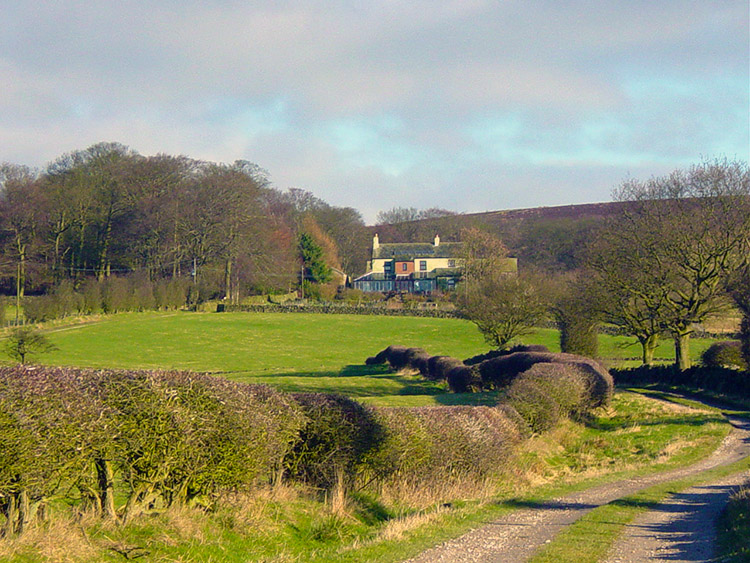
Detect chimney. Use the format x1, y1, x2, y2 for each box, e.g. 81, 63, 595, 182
434, 234, 440, 247
373, 233, 380, 251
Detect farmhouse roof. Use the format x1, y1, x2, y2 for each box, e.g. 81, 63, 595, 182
373, 242, 462, 260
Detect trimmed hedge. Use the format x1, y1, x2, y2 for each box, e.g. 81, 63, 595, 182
612, 365, 750, 397
364, 406, 522, 487
366, 345, 613, 409
463, 344, 550, 366
0, 366, 304, 532
285, 393, 382, 490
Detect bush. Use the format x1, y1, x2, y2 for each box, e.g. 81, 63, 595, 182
3, 327, 57, 364
428, 356, 464, 382
476, 351, 560, 389
285, 393, 382, 490
22, 295, 60, 323
464, 344, 550, 365
559, 316, 599, 357
364, 406, 521, 490
446, 364, 482, 393
406, 350, 432, 376
702, 341, 746, 370
474, 351, 613, 407
505, 378, 561, 433
612, 365, 750, 397
0, 366, 307, 530
513, 363, 588, 417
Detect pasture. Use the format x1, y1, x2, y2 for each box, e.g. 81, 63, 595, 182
19, 311, 719, 405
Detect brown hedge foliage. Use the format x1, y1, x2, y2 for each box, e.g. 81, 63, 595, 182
446, 364, 482, 393
364, 406, 522, 488
463, 344, 551, 365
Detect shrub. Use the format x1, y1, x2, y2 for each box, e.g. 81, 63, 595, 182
159, 374, 304, 503
742, 316, 750, 370
558, 316, 599, 358
101, 277, 133, 313
285, 393, 382, 490
384, 346, 410, 370
495, 402, 531, 439
80, 279, 103, 314
446, 364, 482, 393
407, 351, 432, 376
22, 295, 60, 323
514, 363, 588, 417
702, 341, 746, 370
464, 344, 550, 365
3, 327, 58, 364
612, 365, 750, 397
474, 351, 613, 407
476, 351, 560, 389
428, 356, 464, 382
364, 406, 521, 492
0, 366, 113, 532
505, 378, 561, 433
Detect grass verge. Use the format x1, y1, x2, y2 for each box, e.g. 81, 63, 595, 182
717, 485, 750, 562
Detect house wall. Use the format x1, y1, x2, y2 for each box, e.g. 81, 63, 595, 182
395, 261, 415, 274
371, 257, 464, 274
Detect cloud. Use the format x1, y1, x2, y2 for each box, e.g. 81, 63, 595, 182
1, 1, 747, 221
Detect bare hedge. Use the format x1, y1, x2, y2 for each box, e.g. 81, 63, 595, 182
0, 366, 304, 532
364, 406, 522, 487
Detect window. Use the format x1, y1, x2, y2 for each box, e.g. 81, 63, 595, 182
419, 260, 427, 271
448, 259, 456, 268
401, 263, 408, 272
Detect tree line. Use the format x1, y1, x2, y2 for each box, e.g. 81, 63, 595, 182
0, 142, 372, 312
456, 159, 750, 371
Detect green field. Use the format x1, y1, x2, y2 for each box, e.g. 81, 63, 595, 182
7, 311, 716, 406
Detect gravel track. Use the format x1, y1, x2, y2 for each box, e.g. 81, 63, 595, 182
403, 415, 750, 563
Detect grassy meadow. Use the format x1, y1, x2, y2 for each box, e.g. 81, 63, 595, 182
16, 311, 719, 406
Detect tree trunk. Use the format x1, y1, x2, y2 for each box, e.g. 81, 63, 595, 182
224, 258, 232, 301
17, 490, 30, 535
640, 334, 659, 366
95, 458, 117, 520
741, 314, 750, 369
3, 495, 17, 536
674, 332, 692, 370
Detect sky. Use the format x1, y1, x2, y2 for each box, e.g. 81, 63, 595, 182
2, 1, 748, 223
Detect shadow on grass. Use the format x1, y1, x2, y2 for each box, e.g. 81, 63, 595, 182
434, 392, 501, 406
586, 414, 727, 432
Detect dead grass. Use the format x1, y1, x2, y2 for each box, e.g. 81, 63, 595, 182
0, 512, 101, 563
376, 504, 451, 542
376, 477, 497, 509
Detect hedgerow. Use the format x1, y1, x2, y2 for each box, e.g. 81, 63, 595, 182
363, 406, 522, 490
365, 345, 614, 434
612, 365, 750, 397
285, 393, 382, 490
0, 366, 304, 532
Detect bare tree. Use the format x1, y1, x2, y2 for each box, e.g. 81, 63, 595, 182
604, 159, 750, 369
